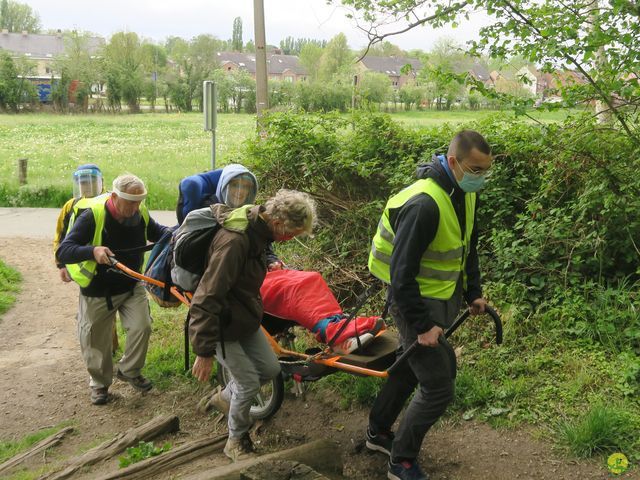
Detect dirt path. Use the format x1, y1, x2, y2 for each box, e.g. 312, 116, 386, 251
0, 233, 636, 479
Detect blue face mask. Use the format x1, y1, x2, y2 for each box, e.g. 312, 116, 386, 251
457, 172, 486, 192
455, 159, 488, 192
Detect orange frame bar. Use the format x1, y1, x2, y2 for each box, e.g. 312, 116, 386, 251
113, 260, 390, 379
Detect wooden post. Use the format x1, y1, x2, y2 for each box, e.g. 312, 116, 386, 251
18, 158, 27, 185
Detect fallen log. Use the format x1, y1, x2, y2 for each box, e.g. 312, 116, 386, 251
40, 414, 179, 480
95, 434, 228, 480
182, 438, 342, 480
0, 427, 74, 476
241, 460, 329, 480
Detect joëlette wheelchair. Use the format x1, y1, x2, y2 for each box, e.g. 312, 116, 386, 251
110, 258, 503, 420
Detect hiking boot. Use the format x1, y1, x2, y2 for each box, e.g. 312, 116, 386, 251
197, 386, 230, 416
223, 433, 257, 462
90, 387, 109, 405
116, 369, 153, 392
388, 459, 429, 480
333, 332, 374, 355
365, 426, 394, 456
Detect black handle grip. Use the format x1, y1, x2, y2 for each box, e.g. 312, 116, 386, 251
386, 305, 503, 375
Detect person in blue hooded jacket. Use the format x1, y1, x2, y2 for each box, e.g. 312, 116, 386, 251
176, 164, 282, 269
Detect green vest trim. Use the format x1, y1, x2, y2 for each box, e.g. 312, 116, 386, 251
66, 195, 150, 288
368, 178, 476, 300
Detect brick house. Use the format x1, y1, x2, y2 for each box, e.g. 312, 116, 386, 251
216, 52, 308, 82
356, 55, 422, 88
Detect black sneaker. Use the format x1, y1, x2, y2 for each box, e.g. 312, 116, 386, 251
388, 459, 429, 480
116, 369, 153, 392
365, 426, 394, 456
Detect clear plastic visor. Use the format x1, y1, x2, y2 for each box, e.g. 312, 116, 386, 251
73, 172, 103, 199
222, 176, 257, 208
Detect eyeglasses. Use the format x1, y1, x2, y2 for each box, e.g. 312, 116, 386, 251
457, 158, 492, 178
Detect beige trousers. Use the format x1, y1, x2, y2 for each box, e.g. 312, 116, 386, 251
77, 283, 152, 388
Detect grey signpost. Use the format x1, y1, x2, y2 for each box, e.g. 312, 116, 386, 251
203, 81, 217, 169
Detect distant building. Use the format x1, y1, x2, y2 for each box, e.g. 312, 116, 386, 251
356, 55, 422, 88
0, 30, 103, 101
216, 52, 308, 82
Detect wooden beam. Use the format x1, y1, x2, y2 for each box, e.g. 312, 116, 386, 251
0, 427, 74, 476
181, 439, 342, 480
41, 414, 179, 480
94, 434, 228, 480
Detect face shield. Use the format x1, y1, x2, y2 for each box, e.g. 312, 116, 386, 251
73, 167, 103, 199
221, 174, 257, 208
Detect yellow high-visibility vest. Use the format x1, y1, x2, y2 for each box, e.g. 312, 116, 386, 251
368, 178, 476, 300
66, 195, 149, 287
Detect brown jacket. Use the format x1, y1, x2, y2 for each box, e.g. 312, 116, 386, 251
188, 204, 273, 357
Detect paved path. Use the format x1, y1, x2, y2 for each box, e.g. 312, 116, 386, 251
0, 207, 177, 238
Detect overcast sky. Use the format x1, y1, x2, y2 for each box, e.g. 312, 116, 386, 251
23, 0, 490, 52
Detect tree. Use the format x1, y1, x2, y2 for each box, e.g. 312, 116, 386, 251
417, 38, 467, 110
318, 33, 354, 82
245, 40, 255, 53
103, 32, 146, 113
140, 43, 167, 110
358, 71, 391, 107
232, 17, 243, 52
166, 34, 220, 112
299, 43, 323, 81
336, 0, 640, 143
359, 41, 404, 57
0, 51, 36, 111
53, 31, 102, 111
279, 36, 294, 55
0, 0, 40, 33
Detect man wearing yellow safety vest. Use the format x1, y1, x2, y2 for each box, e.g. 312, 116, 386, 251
366, 130, 492, 480
57, 174, 169, 405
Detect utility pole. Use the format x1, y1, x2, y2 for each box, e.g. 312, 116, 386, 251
254, 0, 268, 133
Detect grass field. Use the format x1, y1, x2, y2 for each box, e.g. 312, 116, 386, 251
0, 109, 578, 209
0, 113, 256, 209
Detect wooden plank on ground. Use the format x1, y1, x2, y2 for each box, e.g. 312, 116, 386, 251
94, 434, 228, 480
0, 427, 74, 476
39, 414, 179, 480
181, 439, 342, 480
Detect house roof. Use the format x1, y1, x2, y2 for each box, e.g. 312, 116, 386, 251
216, 52, 307, 75
469, 62, 491, 82
0, 31, 103, 58
359, 55, 422, 76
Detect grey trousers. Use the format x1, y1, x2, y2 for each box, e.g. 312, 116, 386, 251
215, 328, 281, 438
369, 301, 457, 461
77, 283, 152, 388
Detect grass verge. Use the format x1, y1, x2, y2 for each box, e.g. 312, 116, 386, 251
0, 259, 21, 317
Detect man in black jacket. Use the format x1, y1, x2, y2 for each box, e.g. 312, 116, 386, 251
57, 174, 169, 405
366, 130, 492, 480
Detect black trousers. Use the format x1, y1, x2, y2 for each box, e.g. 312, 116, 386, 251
369, 301, 457, 461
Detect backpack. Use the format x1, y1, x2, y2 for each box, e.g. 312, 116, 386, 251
171, 207, 221, 292
143, 226, 181, 308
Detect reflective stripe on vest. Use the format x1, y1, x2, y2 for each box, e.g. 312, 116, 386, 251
368, 178, 476, 300
66, 195, 150, 287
